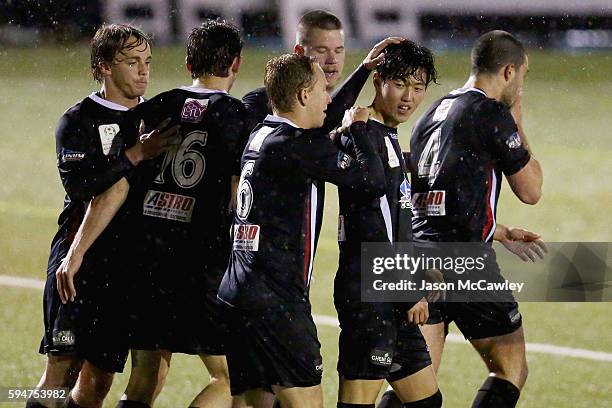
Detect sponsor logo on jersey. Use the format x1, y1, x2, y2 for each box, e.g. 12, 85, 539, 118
389, 132, 399, 139
181, 98, 209, 123
506, 132, 522, 149
60, 149, 85, 163
412, 190, 446, 216
52, 330, 75, 347
314, 358, 324, 374
370, 349, 393, 367
337, 152, 354, 170
233, 224, 260, 251
98, 123, 120, 155
143, 190, 195, 223
399, 179, 413, 210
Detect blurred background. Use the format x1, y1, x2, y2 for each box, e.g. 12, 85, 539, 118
0, 1, 611, 407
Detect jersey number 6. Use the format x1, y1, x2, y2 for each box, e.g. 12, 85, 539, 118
153, 130, 208, 189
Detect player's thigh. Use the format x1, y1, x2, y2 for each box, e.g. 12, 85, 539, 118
389, 365, 438, 403
338, 378, 385, 404
419, 323, 446, 373
272, 384, 323, 408
470, 326, 527, 388
200, 353, 229, 381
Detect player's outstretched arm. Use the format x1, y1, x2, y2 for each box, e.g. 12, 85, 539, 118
295, 107, 386, 196
494, 223, 548, 262
321, 37, 403, 134
56, 178, 129, 304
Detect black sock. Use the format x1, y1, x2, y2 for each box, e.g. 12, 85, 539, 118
25, 402, 48, 408
66, 399, 85, 408
377, 390, 402, 408
337, 404, 375, 408
272, 399, 281, 408
402, 390, 443, 408
116, 401, 151, 408
471, 377, 520, 408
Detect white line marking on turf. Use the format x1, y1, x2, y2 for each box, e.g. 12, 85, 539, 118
2, 274, 611, 363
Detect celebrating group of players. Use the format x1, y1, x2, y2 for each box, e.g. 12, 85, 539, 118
29, 9, 544, 408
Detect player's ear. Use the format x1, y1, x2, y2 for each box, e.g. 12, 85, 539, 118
185, 56, 192, 75
503, 64, 515, 83
294, 44, 305, 55
373, 72, 382, 91
98, 59, 112, 77
297, 86, 309, 107
231, 55, 242, 74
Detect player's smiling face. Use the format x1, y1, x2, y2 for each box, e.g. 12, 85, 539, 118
299, 28, 345, 91
108, 36, 152, 99
374, 69, 427, 127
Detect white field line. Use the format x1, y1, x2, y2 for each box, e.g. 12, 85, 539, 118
2, 274, 611, 363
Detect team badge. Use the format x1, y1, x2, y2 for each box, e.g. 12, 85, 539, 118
98, 123, 120, 155
506, 132, 522, 149
181, 98, 209, 123
399, 179, 413, 210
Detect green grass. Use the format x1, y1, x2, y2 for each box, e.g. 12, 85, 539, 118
0, 46, 611, 407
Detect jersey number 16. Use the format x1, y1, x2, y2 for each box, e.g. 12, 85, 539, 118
153, 130, 208, 189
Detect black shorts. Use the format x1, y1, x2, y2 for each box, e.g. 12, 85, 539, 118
127, 255, 228, 355
69, 255, 131, 373
40, 258, 79, 356
224, 306, 323, 395
427, 301, 522, 340
336, 303, 432, 381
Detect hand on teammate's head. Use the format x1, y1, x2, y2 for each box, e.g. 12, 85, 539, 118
363, 37, 404, 70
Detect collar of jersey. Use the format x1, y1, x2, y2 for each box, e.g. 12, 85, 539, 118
264, 114, 300, 128
178, 85, 228, 94
88, 92, 143, 111
449, 87, 487, 97
369, 116, 398, 131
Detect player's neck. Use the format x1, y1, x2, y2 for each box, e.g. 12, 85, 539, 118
369, 102, 399, 129
470, 75, 503, 101
192, 76, 231, 93
100, 84, 139, 109
274, 109, 310, 129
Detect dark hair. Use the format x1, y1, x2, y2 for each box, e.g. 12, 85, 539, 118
265, 54, 316, 113
471, 30, 526, 75
376, 39, 438, 87
90, 24, 150, 82
296, 10, 343, 45
187, 19, 243, 79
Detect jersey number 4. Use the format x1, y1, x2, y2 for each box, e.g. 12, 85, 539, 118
154, 130, 208, 189
417, 128, 441, 187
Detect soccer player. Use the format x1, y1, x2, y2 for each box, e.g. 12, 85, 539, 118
30, 24, 179, 408
242, 9, 347, 127
54, 20, 248, 408
409, 30, 542, 408
217, 53, 386, 408
332, 40, 442, 408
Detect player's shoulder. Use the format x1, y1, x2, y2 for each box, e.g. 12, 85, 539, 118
242, 86, 267, 104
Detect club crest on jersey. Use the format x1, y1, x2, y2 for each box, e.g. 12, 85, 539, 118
143, 190, 195, 223
506, 132, 522, 149
181, 98, 209, 123
60, 148, 85, 163
98, 124, 120, 155
337, 152, 354, 170
52, 330, 75, 346
399, 179, 413, 210
233, 224, 260, 251
412, 190, 446, 217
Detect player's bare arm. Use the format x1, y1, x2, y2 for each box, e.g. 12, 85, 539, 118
506, 94, 543, 204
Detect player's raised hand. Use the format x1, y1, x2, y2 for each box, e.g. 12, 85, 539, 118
407, 297, 429, 325
126, 118, 181, 165
500, 226, 548, 262
363, 36, 404, 70
56, 249, 83, 304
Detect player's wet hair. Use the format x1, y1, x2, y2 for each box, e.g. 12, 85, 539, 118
265, 53, 317, 113
296, 10, 343, 45
187, 19, 243, 79
471, 30, 526, 75
90, 23, 150, 83
376, 39, 438, 87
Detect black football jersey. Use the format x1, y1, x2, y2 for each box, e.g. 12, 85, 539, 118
129, 86, 249, 272
410, 88, 530, 242
218, 116, 386, 310
49, 92, 140, 275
